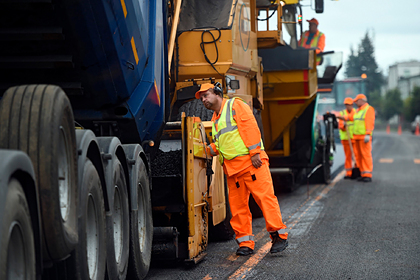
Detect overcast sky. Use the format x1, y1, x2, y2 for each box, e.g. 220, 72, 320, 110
288, 0, 420, 79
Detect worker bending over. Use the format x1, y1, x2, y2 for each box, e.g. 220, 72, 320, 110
196, 83, 288, 256
339, 97, 357, 179
338, 94, 375, 182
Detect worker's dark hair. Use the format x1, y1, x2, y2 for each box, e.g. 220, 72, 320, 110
213, 82, 223, 96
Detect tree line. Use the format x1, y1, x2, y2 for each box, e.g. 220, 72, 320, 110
344, 32, 420, 123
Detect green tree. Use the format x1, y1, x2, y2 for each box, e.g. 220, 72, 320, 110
382, 88, 403, 121
344, 47, 359, 78
344, 31, 384, 95
368, 90, 383, 118
404, 86, 420, 121
403, 96, 412, 121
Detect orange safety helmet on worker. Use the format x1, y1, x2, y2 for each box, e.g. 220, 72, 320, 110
195, 83, 288, 255
339, 97, 356, 178
342, 94, 375, 182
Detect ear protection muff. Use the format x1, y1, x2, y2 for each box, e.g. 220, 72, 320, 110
213, 82, 223, 95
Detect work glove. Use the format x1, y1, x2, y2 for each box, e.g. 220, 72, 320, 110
364, 134, 370, 143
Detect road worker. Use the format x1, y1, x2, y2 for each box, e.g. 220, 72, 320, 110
298, 18, 325, 64
339, 97, 357, 179
195, 83, 288, 256
338, 94, 375, 182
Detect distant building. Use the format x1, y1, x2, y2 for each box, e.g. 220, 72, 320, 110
398, 75, 420, 100
388, 61, 420, 99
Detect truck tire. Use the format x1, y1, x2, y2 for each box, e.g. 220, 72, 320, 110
0, 85, 78, 260
66, 159, 107, 280
0, 179, 36, 280
127, 158, 153, 280
209, 179, 234, 241
177, 99, 214, 121
309, 144, 331, 184
106, 159, 130, 280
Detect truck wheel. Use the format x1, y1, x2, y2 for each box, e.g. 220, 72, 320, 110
0, 179, 36, 280
209, 179, 234, 241
309, 144, 331, 184
66, 159, 106, 280
0, 85, 78, 260
106, 159, 130, 280
127, 158, 153, 280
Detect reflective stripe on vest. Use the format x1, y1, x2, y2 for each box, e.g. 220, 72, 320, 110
236, 235, 255, 244
299, 31, 323, 49
212, 98, 264, 166
339, 109, 354, 140
299, 31, 323, 62
353, 105, 370, 135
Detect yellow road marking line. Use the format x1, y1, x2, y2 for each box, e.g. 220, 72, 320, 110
379, 158, 394, 163
414, 159, 420, 164
308, 184, 322, 196
224, 170, 345, 280
202, 274, 212, 280
228, 242, 272, 280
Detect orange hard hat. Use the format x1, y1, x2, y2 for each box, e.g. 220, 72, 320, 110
353, 94, 367, 102
307, 18, 319, 26
344, 97, 353, 105
195, 83, 215, 99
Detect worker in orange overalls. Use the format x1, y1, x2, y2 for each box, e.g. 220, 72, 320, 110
298, 18, 325, 64
195, 83, 288, 256
338, 94, 375, 182
338, 97, 357, 179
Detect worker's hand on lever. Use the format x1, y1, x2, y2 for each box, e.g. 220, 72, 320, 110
364, 134, 370, 143
251, 153, 262, 168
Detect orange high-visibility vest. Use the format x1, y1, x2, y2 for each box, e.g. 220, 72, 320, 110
299, 30, 325, 63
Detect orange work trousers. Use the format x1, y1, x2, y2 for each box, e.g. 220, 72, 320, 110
341, 140, 356, 176
354, 138, 373, 178
226, 159, 287, 250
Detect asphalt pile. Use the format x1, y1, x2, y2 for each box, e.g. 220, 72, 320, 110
151, 149, 183, 177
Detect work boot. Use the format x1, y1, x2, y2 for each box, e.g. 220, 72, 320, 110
344, 176, 351, 179
362, 177, 372, 182
357, 177, 364, 181
270, 233, 288, 254
236, 247, 253, 256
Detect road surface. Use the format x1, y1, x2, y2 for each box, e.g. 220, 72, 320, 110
145, 131, 420, 279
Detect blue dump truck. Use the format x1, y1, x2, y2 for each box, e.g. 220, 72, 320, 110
0, 0, 341, 279
0, 1, 234, 279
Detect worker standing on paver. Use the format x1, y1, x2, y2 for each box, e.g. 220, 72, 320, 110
339, 97, 357, 179
298, 18, 325, 64
195, 83, 288, 256
338, 94, 375, 182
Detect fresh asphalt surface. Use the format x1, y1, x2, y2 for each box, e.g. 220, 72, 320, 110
145, 131, 420, 280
